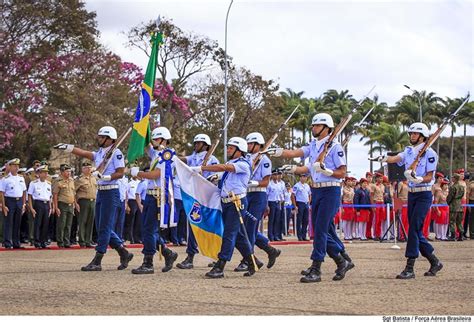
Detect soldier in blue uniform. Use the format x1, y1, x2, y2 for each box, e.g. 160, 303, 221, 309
190, 137, 256, 278
233, 132, 281, 272
176, 133, 219, 269
371, 122, 443, 279
129, 127, 178, 274
264, 113, 355, 283
0, 158, 27, 249
54, 126, 133, 271
292, 173, 311, 241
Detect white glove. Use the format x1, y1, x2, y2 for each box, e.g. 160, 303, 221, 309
54, 143, 74, 153
92, 171, 112, 181
206, 172, 223, 182
312, 162, 334, 177
404, 170, 423, 184
130, 167, 140, 177
368, 155, 388, 162
261, 147, 283, 157
248, 180, 260, 187
280, 164, 297, 174
189, 166, 202, 173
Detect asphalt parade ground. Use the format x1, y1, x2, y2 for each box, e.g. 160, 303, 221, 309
0, 239, 472, 315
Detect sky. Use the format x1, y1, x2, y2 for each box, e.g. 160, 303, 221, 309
85, 0, 473, 178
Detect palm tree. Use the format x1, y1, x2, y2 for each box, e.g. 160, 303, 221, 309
280, 88, 306, 147
392, 91, 442, 129
457, 101, 474, 171
319, 89, 355, 144
364, 122, 409, 154
442, 97, 466, 177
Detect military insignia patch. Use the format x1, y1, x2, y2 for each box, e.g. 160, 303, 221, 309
428, 157, 435, 163
338, 151, 344, 157
117, 154, 123, 160
188, 201, 202, 224
264, 163, 270, 168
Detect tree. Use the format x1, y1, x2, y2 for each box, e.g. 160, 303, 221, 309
364, 122, 409, 154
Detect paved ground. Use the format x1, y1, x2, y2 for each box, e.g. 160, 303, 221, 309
0, 239, 473, 315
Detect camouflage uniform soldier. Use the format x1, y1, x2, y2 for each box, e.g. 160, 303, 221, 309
75, 161, 97, 247
446, 173, 465, 241
53, 164, 76, 248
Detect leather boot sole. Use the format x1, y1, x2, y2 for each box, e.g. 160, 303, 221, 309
118, 253, 134, 270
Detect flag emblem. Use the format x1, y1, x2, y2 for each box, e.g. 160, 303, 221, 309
189, 201, 202, 223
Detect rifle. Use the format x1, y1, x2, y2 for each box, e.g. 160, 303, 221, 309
317, 86, 376, 163
408, 92, 470, 172
96, 127, 132, 174
202, 111, 235, 166
342, 103, 376, 148
252, 104, 301, 173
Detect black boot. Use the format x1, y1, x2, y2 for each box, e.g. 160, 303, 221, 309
331, 254, 351, 281
447, 232, 456, 241
301, 266, 311, 276
81, 252, 104, 271
161, 247, 178, 272
396, 258, 416, 279
243, 255, 258, 277
255, 256, 264, 270
234, 259, 249, 272
424, 253, 443, 277
300, 261, 322, 283
176, 254, 194, 269
115, 245, 134, 270
340, 251, 355, 270
205, 259, 226, 278
457, 233, 464, 241
131, 254, 154, 274
262, 244, 281, 268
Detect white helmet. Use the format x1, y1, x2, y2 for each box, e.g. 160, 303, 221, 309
408, 122, 429, 138
246, 132, 265, 145
227, 137, 248, 153
311, 113, 334, 128
151, 127, 171, 140
193, 134, 211, 146
98, 126, 117, 140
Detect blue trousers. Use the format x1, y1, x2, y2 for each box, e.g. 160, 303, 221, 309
4, 197, 23, 248
406, 191, 434, 258
267, 201, 280, 241
141, 195, 165, 256
218, 199, 252, 262
175, 199, 187, 242
310, 187, 344, 261
114, 200, 126, 241
95, 189, 122, 254
246, 192, 270, 249
296, 201, 309, 240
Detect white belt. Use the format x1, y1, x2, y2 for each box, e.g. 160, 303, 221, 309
312, 182, 341, 188
408, 186, 432, 193
97, 184, 119, 191
247, 187, 267, 193
221, 193, 246, 204
146, 189, 161, 195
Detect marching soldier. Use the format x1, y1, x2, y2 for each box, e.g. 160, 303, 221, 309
54, 126, 133, 271
264, 113, 355, 283
189, 137, 257, 278
74, 161, 97, 248
129, 127, 178, 274
232, 132, 281, 272
27, 165, 52, 248
176, 133, 219, 269
52, 164, 76, 248
0, 159, 27, 249
371, 122, 443, 279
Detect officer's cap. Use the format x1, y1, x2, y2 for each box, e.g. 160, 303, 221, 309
60, 164, 71, 171
8, 158, 20, 165
82, 161, 92, 167
32, 160, 41, 165
37, 165, 49, 172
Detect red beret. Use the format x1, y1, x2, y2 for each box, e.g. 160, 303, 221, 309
455, 168, 465, 174
359, 178, 368, 184
436, 172, 444, 178
441, 179, 449, 185
366, 172, 373, 177
382, 176, 389, 183
375, 172, 383, 177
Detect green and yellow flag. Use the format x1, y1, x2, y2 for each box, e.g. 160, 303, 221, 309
127, 32, 163, 163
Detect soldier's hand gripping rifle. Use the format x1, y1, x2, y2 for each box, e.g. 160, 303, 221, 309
96, 127, 132, 175
317, 86, 376, 165
406, 92, 470, 176
202, 111, 235, 166
251, 104, 301, 175
341, 103, 376, 148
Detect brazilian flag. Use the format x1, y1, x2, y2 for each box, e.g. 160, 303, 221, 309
127, 32, 163, 163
